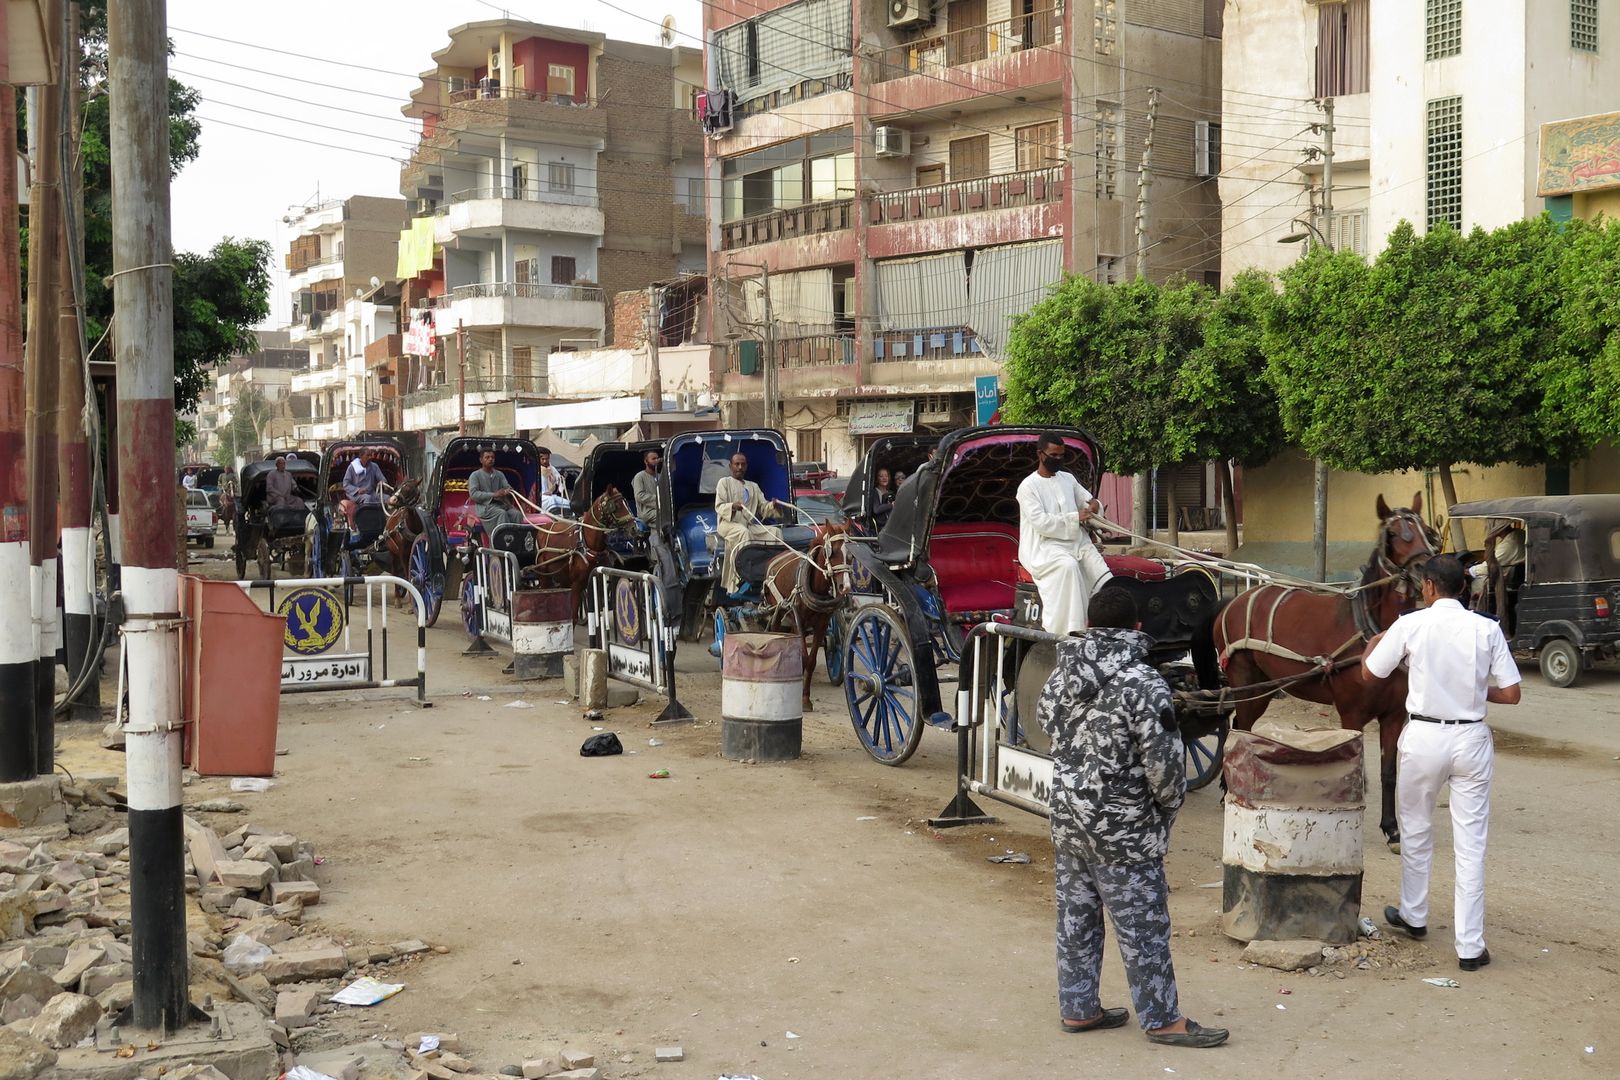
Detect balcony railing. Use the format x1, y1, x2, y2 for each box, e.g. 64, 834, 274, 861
432, 282, 605, 307
447, 85, 594, 108
288, 252, 342, 273
720, 199, 854, 251
400, 374, 549, 411
723, 332, 856, 374
447, 184, 600, 208
873, 325, 983, 363
874, 11, 1063, 82
872, 165, 1062, 225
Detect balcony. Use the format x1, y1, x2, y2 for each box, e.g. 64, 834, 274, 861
294, 418, 350, 444
288, 254, 344, 291
868, 12, 1065, 116
399, 374, 549, 431
290, 363, 347, 394
434, 185, 604, 241
410, 87, 606, 174
364, 334, 401, 370
431, 281, 604, 332
873, 166, 1062, 225
721, 332, 856, 375
287, 199, 345, 234
874, 12, 1062, 83
288, 310, 341, 344
720, 199, 855, 251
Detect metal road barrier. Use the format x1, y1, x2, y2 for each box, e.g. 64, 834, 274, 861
468, 541, 524, 649
930, 620, 1061, 828
586, 566, 693, 724
238, 575, 429, 706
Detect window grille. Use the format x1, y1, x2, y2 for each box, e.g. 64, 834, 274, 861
1095, 100, 1122, 199
1426, 0, 1461, 60
1572, 0, 1599, 52
1426, 96, 1463, 231
1094, 0, 1118, 55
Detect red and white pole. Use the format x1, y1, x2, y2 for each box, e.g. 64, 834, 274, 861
110, 0, 189, 1032
0, 1, 37, 782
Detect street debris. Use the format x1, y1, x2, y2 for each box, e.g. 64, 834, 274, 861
648, 769, 671, 779
1422, 977, 1462, 988
987, 852, 1031, 864
229, 777, 273, 793
655, 1045, 685, 1062
648, 738, 664, 746
580, 732, 624, 756
504, 699, 534, 709
329, 975, 404, 1005
1358, 916, 1380, 938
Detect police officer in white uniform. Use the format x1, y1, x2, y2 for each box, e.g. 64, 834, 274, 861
1362, 554, 1521, 971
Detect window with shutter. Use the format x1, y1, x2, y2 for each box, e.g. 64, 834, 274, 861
949, 135, 990, 181
547, 63, 576, 97
1015, 122, 1061, 171
547, 162, 575, 194
551, 256, 577, 285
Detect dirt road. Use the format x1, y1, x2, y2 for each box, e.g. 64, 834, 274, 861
94, 550, 1619, 1078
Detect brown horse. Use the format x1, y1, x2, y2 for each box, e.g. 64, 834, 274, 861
1192, 493, 1438, 848
759, 523, 854, 710
380, 478, 424, 606
527, 487, 638, 618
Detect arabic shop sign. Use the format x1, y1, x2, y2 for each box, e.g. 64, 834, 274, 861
847, 399, 915, 436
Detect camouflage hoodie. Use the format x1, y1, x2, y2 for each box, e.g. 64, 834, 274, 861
1036, 628, 1186, 865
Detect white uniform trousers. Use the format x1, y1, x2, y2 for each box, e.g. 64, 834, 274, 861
1027, 542, 1113, 635
1395, 719, 1494, 958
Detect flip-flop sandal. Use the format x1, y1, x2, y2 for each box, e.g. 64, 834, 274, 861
1060, 1008, 1130, 1033
1145, 1019, 1230, 1048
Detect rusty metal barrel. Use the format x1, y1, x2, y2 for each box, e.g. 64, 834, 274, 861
511, 588, 572, 680
721, 632, 802, 762
1221, 722, 1365, 945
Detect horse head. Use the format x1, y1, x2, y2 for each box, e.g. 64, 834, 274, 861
1371, 491, 1440, 610
813, 522, 855, 597
386, 478, 421, 511
590, 485, 637, 535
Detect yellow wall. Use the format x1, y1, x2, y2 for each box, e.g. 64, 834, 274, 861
1574, 189, 1620, 221
1572, 443, 1620, 493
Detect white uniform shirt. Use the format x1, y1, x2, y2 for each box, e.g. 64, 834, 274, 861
1363, 598, 1520, 721
1016, 471, 1095, 569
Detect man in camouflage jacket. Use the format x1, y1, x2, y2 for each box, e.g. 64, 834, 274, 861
1036, 586, 1228, 1048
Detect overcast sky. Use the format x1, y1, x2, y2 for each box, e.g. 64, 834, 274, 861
166, 0, 703, 325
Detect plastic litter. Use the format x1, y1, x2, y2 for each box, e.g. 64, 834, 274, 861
856, 816, 877, 821
229, 777, 272, 793
1358, 916, 1379, 938
285, 1068, 340, 1080
330, 976, 406, 1006
1422, 978, 1461, 988
648, 738, 664, 747
786, 1031, 800, 1039
222, 933, 272, 973
648, 769, 671, 779
476, 695, 492, 701
580, 732, 624, 757
988, 852, 1031, 864
418, 1035, 440, 1054
503, 700, 533, 709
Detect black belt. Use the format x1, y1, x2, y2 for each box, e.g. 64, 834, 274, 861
1411, 713, 1483, 726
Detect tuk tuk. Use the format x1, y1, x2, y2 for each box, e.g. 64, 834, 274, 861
1449, 495, 1620, 687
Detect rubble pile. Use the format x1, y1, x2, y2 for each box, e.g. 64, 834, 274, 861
1, 784, 611, 1080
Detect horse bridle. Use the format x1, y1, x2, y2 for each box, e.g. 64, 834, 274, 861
1352, 508, 1439, 639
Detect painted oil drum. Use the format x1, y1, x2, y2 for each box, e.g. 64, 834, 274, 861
512, 588, 572, 680
720, 631, 802, 762
1221, 722, 1365, 945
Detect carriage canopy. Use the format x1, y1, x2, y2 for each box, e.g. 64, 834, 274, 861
319, 438, 411, 496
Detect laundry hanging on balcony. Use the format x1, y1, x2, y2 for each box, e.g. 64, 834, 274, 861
698, 88, 734, 134
712, 0, 851, 106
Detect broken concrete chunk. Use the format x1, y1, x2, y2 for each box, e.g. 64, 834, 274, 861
93, 980, 132, 1014
654, 1046, 684, 1063
295, 1050, 363, 1080
275, 987, 320, 1027
407, 1032, 461, 1052
259, 834, 301, 861
50, 944, 105, 990
280, 857, 317, 882
228, 897, 272, 920
183, 824, 229, 886
0, 992, 42, 1025
261, 945, 348, 984
437, 1051, 475, 1073
391, 939, 430, 956
269, 880, 320, 907
28, 991, 100, 1049
215, 860, 276, 892
197, 886, 245, 914
1241, 938, 1330, 972
521, 1060, 560, 1080
76, 963, 130, 998
560, 1050, 595, 1069
546, 1071, 602, 1080
0, 965, 61, 1007
167, 1066, 233, 1080
0, 1028, 56, 1079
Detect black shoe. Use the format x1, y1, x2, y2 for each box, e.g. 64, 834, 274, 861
1459, 949, 1491, 972
1060, 1007, 1130, 1033
1145, 1019, 1230, 1048
1384, 905, 1428, 939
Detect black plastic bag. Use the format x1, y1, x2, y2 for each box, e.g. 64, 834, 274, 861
580, 732, 624, 757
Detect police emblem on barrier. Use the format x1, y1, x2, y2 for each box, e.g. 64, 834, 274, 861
277, 587, 345, 655
614, 579, 643, 646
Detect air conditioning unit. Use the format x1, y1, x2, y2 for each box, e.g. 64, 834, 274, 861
874, 126, 911, 159
447, 76, 468, 95
888, 0, 932, 29
1194, 120, 1220, 178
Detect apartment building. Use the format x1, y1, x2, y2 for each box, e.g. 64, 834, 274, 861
1220, 0, 1620, 279
395, 18, 706, 435
282, 195, 408, 445
192, 331, 306, 460
702, 0, 1224, 473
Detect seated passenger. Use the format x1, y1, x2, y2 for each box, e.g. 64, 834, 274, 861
714, 452, 785, 597
1016, 433, 1112, 636
265, 457, 305, 511
469, 449, 524, 538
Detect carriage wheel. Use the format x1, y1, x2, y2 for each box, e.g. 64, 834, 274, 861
408, 534, 443, 628
256, 537, 272, 582
843, 604, 924, 766
1184, 713, 1228, 792
233, 541, 247, 581
460, 573, 480, 640
824, 609, 845, 685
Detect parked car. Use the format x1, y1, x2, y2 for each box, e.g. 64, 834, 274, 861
792, 488, 846, 525
185, 489, 217, 548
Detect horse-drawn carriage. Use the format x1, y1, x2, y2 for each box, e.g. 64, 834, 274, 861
570, 440, 662, 573
306, 437, 416, 579
836, 426, 1229, 784
232, 458, 319, 580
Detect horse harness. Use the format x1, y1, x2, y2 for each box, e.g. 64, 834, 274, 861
762, 532, 849, 616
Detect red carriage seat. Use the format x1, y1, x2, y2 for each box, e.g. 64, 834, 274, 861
1103, 554, 1168, 582
930, 522, 1020, 614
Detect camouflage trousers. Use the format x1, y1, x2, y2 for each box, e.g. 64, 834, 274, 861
1055, 846, 1179, 1030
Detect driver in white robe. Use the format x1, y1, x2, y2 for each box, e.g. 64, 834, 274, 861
1016, 433, 1113, 635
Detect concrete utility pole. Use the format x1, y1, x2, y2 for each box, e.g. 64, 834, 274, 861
456, 321, 467, 435
1312, 97, 1335, 583
24, 11, 64, 774
57, 0, 98, 722
1130, 87, 1158, 542
645, 285, 664, 415
110, 0, 190, 1033
0, 0, 38, 783
759, 269, 777, 432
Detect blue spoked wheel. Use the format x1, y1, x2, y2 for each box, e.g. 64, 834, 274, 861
844, 604, 923, 765
408, 534, 443, 628
823, 609, 845, 685
1183, 714, 1228, 792
460, 573, 480, 640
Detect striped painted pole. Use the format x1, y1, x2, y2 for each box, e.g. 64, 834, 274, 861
111, 0, 189, 1033
0, 5, 36, 783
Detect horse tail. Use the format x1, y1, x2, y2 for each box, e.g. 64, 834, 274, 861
1189, 596, 1231, 691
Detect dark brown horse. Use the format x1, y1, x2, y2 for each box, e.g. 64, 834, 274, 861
759, 523, 853, 710
1192, 493, 1438, 848
527, 487, 637, 618
380, 478, 423, 607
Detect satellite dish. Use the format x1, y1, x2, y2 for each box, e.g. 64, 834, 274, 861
659, 15, 676, 47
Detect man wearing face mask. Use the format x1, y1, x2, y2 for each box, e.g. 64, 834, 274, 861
1017, 432, 1112, 635
633, 448, 680, 623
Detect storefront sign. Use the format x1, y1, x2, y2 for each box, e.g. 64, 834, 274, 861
847, 400, 914, 436
975, 375, 1000, 425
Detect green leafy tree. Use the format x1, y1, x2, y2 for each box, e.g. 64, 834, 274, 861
214, 383, 275, 468
1552, 216, 1620, 446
